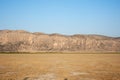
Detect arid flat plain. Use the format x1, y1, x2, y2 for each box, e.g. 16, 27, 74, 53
0, 53, 120, 80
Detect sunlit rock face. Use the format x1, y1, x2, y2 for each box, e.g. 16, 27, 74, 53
0, 30, 120, 52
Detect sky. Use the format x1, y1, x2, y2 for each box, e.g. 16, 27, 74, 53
0, 0, 120, 37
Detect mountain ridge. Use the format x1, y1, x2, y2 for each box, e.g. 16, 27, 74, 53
0, 30, 120, 52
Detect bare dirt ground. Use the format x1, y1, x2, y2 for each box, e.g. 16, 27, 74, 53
0, 53, 120, 80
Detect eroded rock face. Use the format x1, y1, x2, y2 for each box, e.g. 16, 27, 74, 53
0, 30, 120, 52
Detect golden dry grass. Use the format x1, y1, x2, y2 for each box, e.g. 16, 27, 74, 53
0, 53, 120, 80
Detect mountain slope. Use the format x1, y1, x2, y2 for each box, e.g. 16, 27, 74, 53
0, 30, 120, 52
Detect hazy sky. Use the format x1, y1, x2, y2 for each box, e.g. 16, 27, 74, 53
0, 0, 120, 37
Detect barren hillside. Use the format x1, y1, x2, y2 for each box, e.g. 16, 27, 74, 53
0, 30, 120, 52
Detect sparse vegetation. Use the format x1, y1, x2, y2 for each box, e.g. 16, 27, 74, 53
0, 53, 120, 80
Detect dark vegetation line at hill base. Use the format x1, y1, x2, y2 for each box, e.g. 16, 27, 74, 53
0, 52, 120, 54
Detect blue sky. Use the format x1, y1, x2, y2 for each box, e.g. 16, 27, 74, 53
0, 0, 120, 37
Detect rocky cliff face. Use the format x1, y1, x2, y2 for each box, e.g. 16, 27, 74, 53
0, 30, 120, 52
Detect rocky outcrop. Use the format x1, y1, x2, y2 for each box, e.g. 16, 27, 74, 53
0, 30, 120, 52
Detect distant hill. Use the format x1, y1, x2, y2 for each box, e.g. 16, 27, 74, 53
0, 30, 120, 52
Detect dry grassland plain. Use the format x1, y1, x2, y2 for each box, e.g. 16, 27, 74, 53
0, 53, 120, 80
